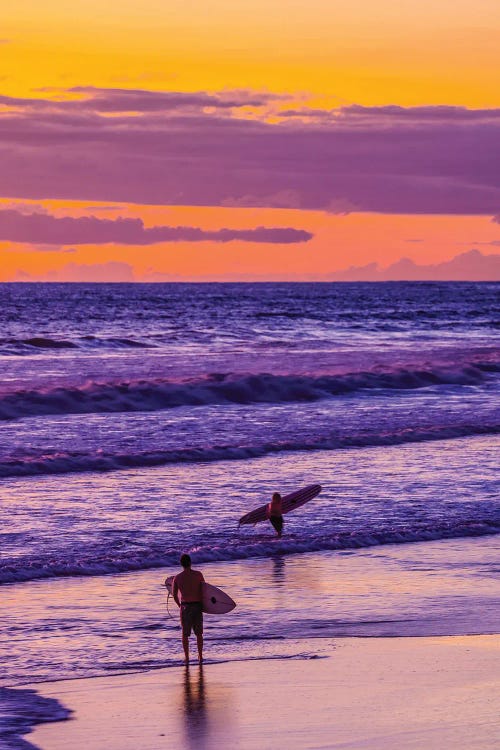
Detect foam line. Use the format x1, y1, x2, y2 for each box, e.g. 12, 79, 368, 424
0, 422, 497, 479
1, 519, 498, 584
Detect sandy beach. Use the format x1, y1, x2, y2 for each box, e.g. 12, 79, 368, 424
2, 0, 500, 745
26, 635, 500, 750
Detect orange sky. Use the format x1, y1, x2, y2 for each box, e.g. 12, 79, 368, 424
3, 1, 500, 106
1, 1, 500, 280
1, 199, 499, 281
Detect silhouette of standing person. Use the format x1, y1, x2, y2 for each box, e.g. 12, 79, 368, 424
172, 554, 205, 665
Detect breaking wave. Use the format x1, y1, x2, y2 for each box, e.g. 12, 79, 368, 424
1, 520, 498, 585
0, 363, 497, 421
0, 335, 153, 355
0, 423, 498, 478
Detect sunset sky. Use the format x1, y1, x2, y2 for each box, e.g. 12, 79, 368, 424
1, 0, 500, 280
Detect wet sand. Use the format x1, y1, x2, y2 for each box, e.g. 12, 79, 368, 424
29, 635, 500, 750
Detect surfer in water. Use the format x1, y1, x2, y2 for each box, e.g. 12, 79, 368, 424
172, 554, 205, 665
266, 492, 284, 537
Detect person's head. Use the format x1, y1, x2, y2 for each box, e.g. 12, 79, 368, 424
180, 553, 192, 569
272, 492, 281, 502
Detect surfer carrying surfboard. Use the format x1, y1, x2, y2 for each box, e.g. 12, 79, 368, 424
172, 554, 205, 665
266, 492, 284, 537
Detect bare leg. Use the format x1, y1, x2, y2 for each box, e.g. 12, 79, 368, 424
270, 515, 283, 538
182, 634, 190, 666
197, 633, 203, 664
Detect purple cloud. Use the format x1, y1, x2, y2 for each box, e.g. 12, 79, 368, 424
15, 261, 134, 282
1, 90, 500, 214
0, 209, 313, 245
222, 190, 303, 209
0, 87, 283, 114
341, 105, 500, 122
0, 201, 49, 214
330, 250, 500, 281
69, 87, 285, 112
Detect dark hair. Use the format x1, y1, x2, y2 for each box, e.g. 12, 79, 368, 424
180, 553, 192, 568
272, 492, 281, 501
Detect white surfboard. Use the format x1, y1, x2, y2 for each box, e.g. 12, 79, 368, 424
239, 483, 322, 526
165, 576, 236, 615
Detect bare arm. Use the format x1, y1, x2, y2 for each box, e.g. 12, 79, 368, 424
172, 577, 181, 607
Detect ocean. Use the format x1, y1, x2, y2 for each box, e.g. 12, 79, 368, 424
1, 282, 499, 699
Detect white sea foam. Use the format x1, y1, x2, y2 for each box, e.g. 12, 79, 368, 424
0, 687, 70, 749
0, 422, 497, 478
1, 520, 498, 584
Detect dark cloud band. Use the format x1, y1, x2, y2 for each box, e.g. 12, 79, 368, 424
0, 210, 313, 245
1, 88, 500, 214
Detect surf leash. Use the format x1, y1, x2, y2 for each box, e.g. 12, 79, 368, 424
164, 578, 176, 621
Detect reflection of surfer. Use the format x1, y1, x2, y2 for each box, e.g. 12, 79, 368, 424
183, 665, 207, 746
266, 492, 284, 537
173, 554, 205, 666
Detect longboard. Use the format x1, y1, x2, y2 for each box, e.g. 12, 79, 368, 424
239, 483, 322, 526
165, 576, 236, 615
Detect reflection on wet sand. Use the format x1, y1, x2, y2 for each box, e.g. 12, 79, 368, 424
271, 555, 286, 585
179, 664, 235, 749
182, 665, 207, 748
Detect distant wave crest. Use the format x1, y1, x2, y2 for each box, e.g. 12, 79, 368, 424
0, 363, 497, 421
0, 422, 498, 478
0, 335, 154, 355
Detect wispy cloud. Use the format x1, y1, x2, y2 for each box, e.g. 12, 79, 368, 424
0, 87, 284, 114
15, 261, 134, 282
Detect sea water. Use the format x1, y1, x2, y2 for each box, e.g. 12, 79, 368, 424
0, 283, 499, 701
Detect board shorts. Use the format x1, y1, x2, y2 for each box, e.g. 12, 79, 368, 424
269, 515, 283, 534
180, 602, 203, 637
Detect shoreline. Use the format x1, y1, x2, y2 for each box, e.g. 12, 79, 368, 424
3, 520, 500, 587
0, 686, 70, 750
3, 536, 499, 748
4, 535, 500, 689
21, 634, 500, 750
